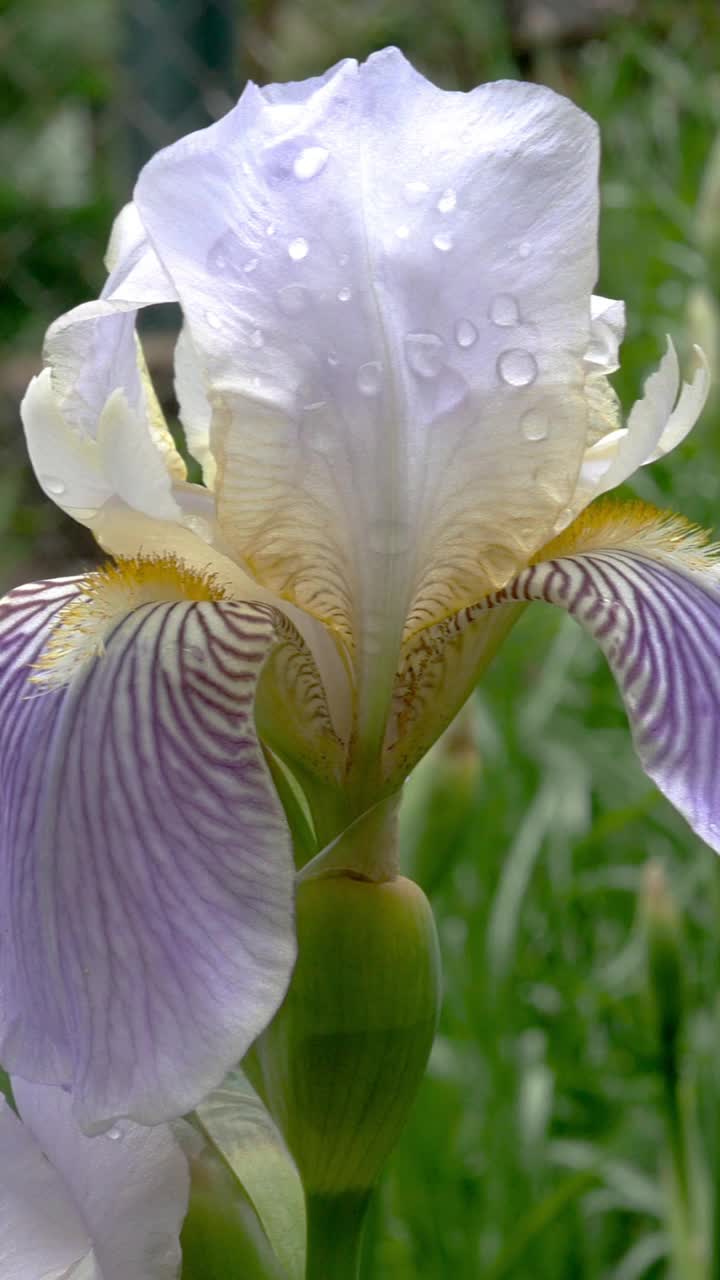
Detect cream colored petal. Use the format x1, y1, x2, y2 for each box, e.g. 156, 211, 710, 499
135, 51, 600, 764
592, 338, 709, 496
174, 326, 217, 488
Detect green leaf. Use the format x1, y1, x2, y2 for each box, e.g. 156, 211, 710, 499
193, 1069, 306, 1280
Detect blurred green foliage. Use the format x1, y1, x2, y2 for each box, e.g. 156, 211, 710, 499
3, 0, 720, 1274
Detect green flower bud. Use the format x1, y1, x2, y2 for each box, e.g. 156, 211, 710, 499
251, 872, 442, 1198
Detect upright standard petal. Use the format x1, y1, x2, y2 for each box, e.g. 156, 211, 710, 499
468, 501, 720, 852
134, 48, 600, 742
13, 1079, 189, 1280
0, 568, 296, 1129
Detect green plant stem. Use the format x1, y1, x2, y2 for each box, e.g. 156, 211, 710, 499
305, 1192, 370, 1280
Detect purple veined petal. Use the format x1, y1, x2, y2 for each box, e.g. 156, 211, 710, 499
0, 578, 297, 1131
0, 1097, 93, 1280
13, 1079, 189, 1280
482, 537, 720, 851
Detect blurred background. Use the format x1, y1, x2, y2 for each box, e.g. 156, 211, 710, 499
3, 0, 720, 1275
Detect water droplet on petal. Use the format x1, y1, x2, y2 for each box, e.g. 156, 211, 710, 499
521, 405, 550, 441
337, 286, 352, 302
41, 475, 66, 497
497, 348, 538, 388
266, 222, 277, 237
367, 518, 412, 556
432, 232, 453, 253
454, 318, 478, 349
105, 1125, 123, 1142
405, 331, 446, 379
288, 237, 309, 262
518, 241, 531, 259
395, 224, 410, 240
489, 293, 520, 327
205, 310, 222, 330
277, 284, 308, 315
293, 145, 329, 180
437, 188, 456, 213
357, 362, 383, 396
249, 328, 264, 348
404, 180, 430, 204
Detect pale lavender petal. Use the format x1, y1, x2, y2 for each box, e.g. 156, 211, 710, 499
134, 47, 599, 676
13, 1079, 189, 1280
0, 1097, 92, 1279
0, 581, 296, 1129
487, 546, 720, 850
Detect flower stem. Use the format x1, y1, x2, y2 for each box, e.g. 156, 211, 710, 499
304, 1192, 370, 1280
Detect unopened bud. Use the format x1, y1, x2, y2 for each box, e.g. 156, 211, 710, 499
251, 871, 442, 1198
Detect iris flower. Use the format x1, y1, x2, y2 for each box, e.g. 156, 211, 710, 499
0, 1081, 187, 1277
0, 49, 713, 1134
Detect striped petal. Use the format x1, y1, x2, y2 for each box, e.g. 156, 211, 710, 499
479, 504, 720, 851
0, 575, 296, 1131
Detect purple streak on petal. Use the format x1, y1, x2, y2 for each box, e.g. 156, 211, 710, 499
13, 1078, 189, 1280
483, 550, 720, 850
0, 583, 296, 1130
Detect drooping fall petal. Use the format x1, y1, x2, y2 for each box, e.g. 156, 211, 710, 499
13, 1079, 189, 1280
0, 1096, 91, 1280
476, 503, 720, 851
0, 572, 296, 1130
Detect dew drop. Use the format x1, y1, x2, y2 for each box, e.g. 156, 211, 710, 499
395, 224, 410, 240
367, 518, 412, 556
489, 293, 520, 327
404, 180, 430, 204
249, 328, 264, 348
266, 222, 277, 237
497, 348, 538, 388
205, 310, 222, 330
288, 237, 309, 262
277, 284, 307, 315
293, 145, 329, 180
337, 286, 352, 302
105, 1125, 123, 1142
437, 188, 457, 213
518, 241, 531, 259
357, 361, 383, 396
432, 232, 453, 253
405, 331, 446, 379
454, 318, 478, 349
41, 475, 66, 496
520, 405, 550, 442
